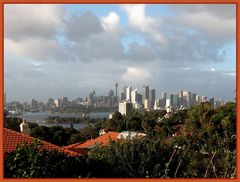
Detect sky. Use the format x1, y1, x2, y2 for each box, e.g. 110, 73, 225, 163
4, 4, 236, 102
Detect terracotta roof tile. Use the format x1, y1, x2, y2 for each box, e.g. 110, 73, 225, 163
3, 128, 79, 156
63, 132, 119, 154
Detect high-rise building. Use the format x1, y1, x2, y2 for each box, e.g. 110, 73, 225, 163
108, 89, 114, 97
215, 99, 224, 107
162, 92, 167, 100
183, 91, 191, 108
191, 93, 197, 106
115, 83, 118, 104
202, 96, 208, 102
196, 95, 201, 104
126, 86, 132, 102
170, 94, 179, 107
119, 101, 133, 115
120, 92, 126, 101
88, 90, 96, 106
143, 85, 149, 105
31, 99, 38, 112
179, 91, 183, 105
149, 89, 156, 109
209, 97, 214, 107
144, 99, 149, 110
54, 98, 62, 108
62, 97, 68, 107
137, 93, 143, 105
131, 89, 138, 103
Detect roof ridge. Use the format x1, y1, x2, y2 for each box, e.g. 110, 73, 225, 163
4, 128, 80, 156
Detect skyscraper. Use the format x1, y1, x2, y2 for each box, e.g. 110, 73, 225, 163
149, 89, 156, 109
119, 101, 133, 115
209, 97, 214, 107
126, 86, 132, 102
170, 94, 179, 107
162, 92, 167, 100
131, 89, 138, 103
143, 85, 149, 105
115, 83, 118, 103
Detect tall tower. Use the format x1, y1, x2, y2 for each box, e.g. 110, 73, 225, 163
115, 83, 118, 103
143, 85, 149, 105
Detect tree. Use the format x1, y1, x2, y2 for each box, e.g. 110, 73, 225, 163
4, 141, 89, 178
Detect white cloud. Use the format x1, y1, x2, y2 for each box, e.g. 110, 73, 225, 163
121, 67, 150, 83
172, 6, 235, 40
121, 4, 166, 43
5, 4, 64, 41
210, 67, 216, 72
101, 12, 120, 31
222, 72, 236, 77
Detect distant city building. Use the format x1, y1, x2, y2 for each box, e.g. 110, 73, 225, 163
202, 96, 208, 102
31, 99, 38, 112
149, 89, 156, 109
62, 97, 68, 108
183, 91, 191, 108
120, 92, 126, 101
179, 91, 183, 105
191, 93, 197, 106
143, 85, 149, 105
137, 93, 143, 105
215, 99, 225, 107
88, 90, 96, 107
196, 95, 201, 104
170, 94, 179, 107
144, 99, 149, 110
115, 83, 118, 104
162, 92, 167, 100
126, 86, 132, 102
119, 101, 133, 115
154, 100, 166, 110
209, 97, 214, 107
131, 89, 138, 103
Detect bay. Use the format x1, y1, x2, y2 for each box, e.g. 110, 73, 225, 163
8, 111, 111, 130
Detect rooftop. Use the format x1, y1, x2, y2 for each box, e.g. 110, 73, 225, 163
3, 128, 79, 156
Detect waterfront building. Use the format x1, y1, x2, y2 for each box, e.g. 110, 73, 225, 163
31, 99, 39, 112
119, 101, 133, 115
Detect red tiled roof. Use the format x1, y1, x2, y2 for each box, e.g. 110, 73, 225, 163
62, 132, 119, 155
3, 128, 79, 156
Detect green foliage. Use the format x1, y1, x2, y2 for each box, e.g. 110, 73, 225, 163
4, 102, 236, 178
4, 117, 38, 132
4, 141, 89, 178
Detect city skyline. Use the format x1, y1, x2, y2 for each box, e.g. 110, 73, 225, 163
4, 4, 236, 102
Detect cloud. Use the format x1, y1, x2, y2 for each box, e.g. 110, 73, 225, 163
5, 5, 64, 41
4, 4, 236, 102
121, 67, 151, 84
101, 12, 120, 31
169, 4, 236, 40
121, 4, 166, 43
63, 11, 103, 42
5, 38, 68, 62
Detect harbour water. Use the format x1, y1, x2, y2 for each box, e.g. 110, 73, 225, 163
8, 112, 111, 130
